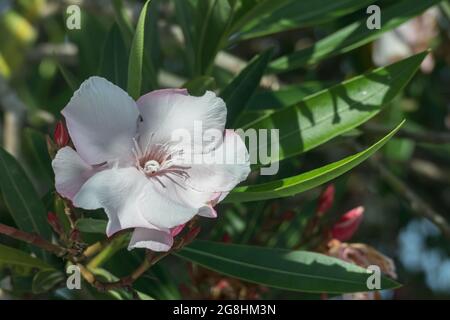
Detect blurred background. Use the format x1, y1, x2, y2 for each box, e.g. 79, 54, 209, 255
0, 0, 449, 299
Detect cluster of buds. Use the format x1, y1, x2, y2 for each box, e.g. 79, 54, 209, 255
312, 184, 397, 300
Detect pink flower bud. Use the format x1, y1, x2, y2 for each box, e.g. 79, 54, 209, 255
54, 120, 70, 148
317, 184, 335, 216
331, 206, 364, 241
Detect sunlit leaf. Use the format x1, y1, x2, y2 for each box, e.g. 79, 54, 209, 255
244, 52, 426, 163
176, 241, 400, 293
225, 121, 404, 203
269, 0, 440, 73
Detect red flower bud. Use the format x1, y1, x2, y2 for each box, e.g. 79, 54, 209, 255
331, 206, 364, 241
47, 212, 63, 234
54, 121, 70, 148
221, 233, 232, 243
317, 184, 335, 216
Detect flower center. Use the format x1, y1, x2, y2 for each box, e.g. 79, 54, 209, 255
143, 160, 160, 175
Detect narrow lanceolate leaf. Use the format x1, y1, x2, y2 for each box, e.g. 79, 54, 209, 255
225, 121, 404, 203
244, 52, 426, 164
247, 82, 329, 111
0, 243, 53, 271
176, 241, 400, 293
0, 147, 52, 257
57, 62, 79, 92
221, 49, 273, 126
23, 128, 54, 188
32, 269, 65, 294
127, 0, 154, 99
234, 0, 375, 41
269, 0, 441, 73
75, 218, 107, 234
111, 0, 133, 48
194, 0, 233, 75
100, 23, 129, 90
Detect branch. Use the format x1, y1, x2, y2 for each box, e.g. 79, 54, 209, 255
363, 123, 450, 144
0, 223, 74, 257
369, 157, 450, 240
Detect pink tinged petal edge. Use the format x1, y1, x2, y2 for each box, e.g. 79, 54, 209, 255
62, 76, 139, 165
128, 227, 174, 252
136, 89, 227, 154
52, 146, 97, 200
331, 206, 364, 241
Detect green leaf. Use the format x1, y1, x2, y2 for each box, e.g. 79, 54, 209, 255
247, 82, 330, 111
183, 76, 216, 96
269, 0, 440, 73
176, 241, 400, 293
225, 121, 404, 203
234, 0, 375, 41
0, 147, 52, 258
0, 244, 53, 271
111, 0, 133, 48
194, 0, 233, 75
244, 52, 426, 163
174, 0, 197, 75
75, 218, 107, 234
23, 128, 53, 188
127, 0, 155, 99
221, 49, 273, 126
100, 23, 129, 90
56, 62, 79, 92
32, 269, 65, 294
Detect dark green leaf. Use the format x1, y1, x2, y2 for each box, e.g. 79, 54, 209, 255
194, 0, 233, 75
0, 244, 53, 271
221, 49, 273, 126
32, 269, 65, 294
225, 121, 404, 203
127, 0, 156, 99
100, 23, 129, 90
176, 241, 400, 293
234, 0, 375, 41
0, 147, 52, 258
75, 218, 107, 234
269, 0, 440, 73
244, 52, 426, 163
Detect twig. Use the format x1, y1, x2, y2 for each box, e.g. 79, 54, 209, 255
78, 250, 171, 292
363, 123, 450, 144
369, 157, 450, 240
0, 223, 74, 257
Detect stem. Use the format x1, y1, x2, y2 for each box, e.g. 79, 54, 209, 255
372, 159, 450, 240
363, 123, 450, 144
0, 223, 73, 257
